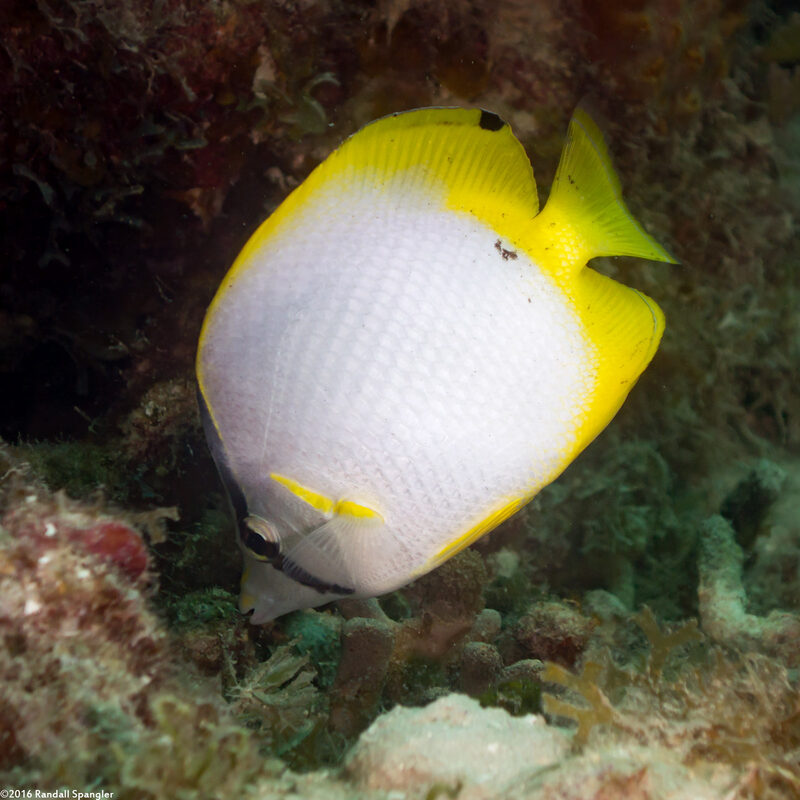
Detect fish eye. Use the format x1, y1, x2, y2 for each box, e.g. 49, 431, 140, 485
241, 515, 279, 561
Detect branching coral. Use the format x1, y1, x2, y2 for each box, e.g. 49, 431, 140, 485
542, 608, 702, 747
542, 660, 618, 748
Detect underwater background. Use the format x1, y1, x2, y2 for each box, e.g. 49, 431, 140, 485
1, 0, 799, 798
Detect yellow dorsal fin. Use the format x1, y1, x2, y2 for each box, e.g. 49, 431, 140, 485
530, 107, 677, 281
231, 108, 539, 273
327, 107, 539, 218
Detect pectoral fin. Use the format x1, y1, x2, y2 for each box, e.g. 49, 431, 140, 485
269, 472, 384, 593
280, 512, 383, 593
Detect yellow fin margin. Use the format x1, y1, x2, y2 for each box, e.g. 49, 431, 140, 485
420, 495, 527, 575
520, 108, 674, 477
570, 271, 665, 453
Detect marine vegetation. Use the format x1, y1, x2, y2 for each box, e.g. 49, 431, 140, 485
1, 0, 798, 798
543, 608, 800, 798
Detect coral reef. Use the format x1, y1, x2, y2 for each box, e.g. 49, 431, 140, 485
0, 456, 320, 789
576, 0, 750, 119
329, 617, 394, 738
114, 696, 266, 800
512, 599, 594, 667
541, 608, 800, 798
1, 0, 799, 797
0, 461, 166, 783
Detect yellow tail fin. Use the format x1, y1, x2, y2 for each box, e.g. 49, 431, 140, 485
533, 107, 677, 278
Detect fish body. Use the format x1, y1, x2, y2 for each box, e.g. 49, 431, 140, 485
197, 107, 675, 623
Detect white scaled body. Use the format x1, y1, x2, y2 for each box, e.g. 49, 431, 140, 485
202, 172, 591, 602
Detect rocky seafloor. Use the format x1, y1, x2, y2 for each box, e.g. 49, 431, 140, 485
1, 1, 799, 798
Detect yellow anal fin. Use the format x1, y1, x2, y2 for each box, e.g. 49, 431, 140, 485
270, 472, 383, 522
569, 268, 665, 457
421, 495, 527, 574
529, 107, 677, 283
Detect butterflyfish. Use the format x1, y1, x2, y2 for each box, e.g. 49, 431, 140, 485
196, 106, 675, 623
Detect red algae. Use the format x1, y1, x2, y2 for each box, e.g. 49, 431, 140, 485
3, 489, 153, 582
0, 465, 166, 781
79, 520, 150, 580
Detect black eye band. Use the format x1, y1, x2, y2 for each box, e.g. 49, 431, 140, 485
243, 529, 278, 559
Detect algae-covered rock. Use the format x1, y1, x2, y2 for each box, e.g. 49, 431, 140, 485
2, 0, 799, 796
459, 641, 503, 697
345, 693, 569, 800
698, 514, 800, 665
329, 616, 395, 738
513, 599, 594, 667
518, 746, 730, 800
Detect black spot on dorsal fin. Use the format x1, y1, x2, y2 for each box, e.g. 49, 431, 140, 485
479, 109, 505, 132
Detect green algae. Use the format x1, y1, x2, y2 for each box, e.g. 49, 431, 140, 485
166, 586, 240, 630
479, 677, 542, 717
13, 440, 136, 503
283, 610, 343, 690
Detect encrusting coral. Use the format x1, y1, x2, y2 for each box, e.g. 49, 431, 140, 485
1, 0, 799, 796
698, 515, 800, 666
0, 453, 315, 791
576, 0, 751, 118
0, 452, 165, 783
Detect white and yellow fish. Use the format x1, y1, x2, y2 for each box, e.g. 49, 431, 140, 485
196, 106, 675, 623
